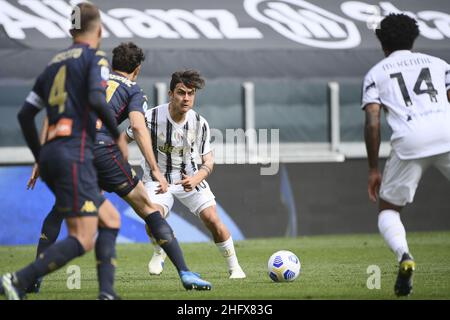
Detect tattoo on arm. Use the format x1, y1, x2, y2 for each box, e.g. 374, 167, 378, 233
200, 164, 212, 177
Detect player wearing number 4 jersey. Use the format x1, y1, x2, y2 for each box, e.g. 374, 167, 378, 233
362, 14, 450, 297
126, 69, 246, 279
23, 42, 211, 296
0, 3, 127, 300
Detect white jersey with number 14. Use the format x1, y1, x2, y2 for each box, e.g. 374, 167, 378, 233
362, 50, 450, 159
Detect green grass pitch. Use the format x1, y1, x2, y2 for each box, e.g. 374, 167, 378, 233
1, 231, 449, 300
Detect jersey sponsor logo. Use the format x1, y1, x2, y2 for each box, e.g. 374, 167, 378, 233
158, 142, 175, 154
158, 144, 190, 156
80, 201, 97, 213
47, 118, 73, 141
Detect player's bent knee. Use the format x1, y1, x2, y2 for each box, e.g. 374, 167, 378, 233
74, 235, 96, 252
123, 182, 158, 217
66, 216, 98, 251
99, 210, 121, 229
155, 204, 168, 218
199, 205, 220, 224
98, 200, 121, 229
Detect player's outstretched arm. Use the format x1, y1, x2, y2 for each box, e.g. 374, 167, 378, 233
129, 111, 168, 193
364, 103, 382, 202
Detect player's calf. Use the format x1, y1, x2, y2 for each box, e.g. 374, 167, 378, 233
144, 212, 189, 273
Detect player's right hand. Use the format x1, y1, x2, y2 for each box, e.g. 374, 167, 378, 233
368, 168, 382, 203
27, 163, 40, 190
117, 132, 129, 162
152, 170, 168, 194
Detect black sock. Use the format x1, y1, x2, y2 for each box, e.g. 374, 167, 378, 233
15, 236, 85, 290
36, 206, 64, 259
95, 227, 118, 297
144, 212, 188, 272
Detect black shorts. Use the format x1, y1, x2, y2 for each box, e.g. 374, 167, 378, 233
94, 142, 139, 197
39, 143, 105, 218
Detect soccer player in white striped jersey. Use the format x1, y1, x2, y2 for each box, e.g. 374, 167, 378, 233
126, 69, 246, 279
362, 14, 450, 297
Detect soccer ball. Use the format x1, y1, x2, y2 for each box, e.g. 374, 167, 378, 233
268, 250, 301, 282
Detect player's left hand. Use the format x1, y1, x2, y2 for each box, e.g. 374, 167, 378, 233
152, 170, 169, 194
176, 173, 199, 192
27, 163, 40, 190
368, 168, 382, 202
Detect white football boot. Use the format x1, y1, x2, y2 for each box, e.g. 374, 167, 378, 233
229, 265, 246, 279
148, 250, 167, 275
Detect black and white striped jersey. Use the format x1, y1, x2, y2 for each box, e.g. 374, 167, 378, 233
127, 103, 212, 184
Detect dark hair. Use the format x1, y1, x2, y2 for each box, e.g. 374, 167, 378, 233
375, 14, 419, 52
170, 69, 205, 92
112, 42, 145, 73
69, 2, 101, 37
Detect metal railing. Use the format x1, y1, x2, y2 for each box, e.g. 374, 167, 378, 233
0, 81, 390, 165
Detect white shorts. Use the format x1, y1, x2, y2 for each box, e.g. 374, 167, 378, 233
144, 180, 216, 216
380, 150, 450, 206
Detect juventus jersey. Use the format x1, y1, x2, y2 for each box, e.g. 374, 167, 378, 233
127, 103, 212, 184
362, 50, 450, 159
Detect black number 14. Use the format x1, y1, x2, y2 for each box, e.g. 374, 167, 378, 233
390, 67, 438, 107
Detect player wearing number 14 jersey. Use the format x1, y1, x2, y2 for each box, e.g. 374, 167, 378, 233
362, 14, 450, 297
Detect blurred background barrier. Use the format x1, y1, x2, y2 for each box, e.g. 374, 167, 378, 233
1, 162, 450, 245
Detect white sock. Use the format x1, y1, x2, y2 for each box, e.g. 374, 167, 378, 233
378, 209, 410, 262
216, 236, 240, 270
